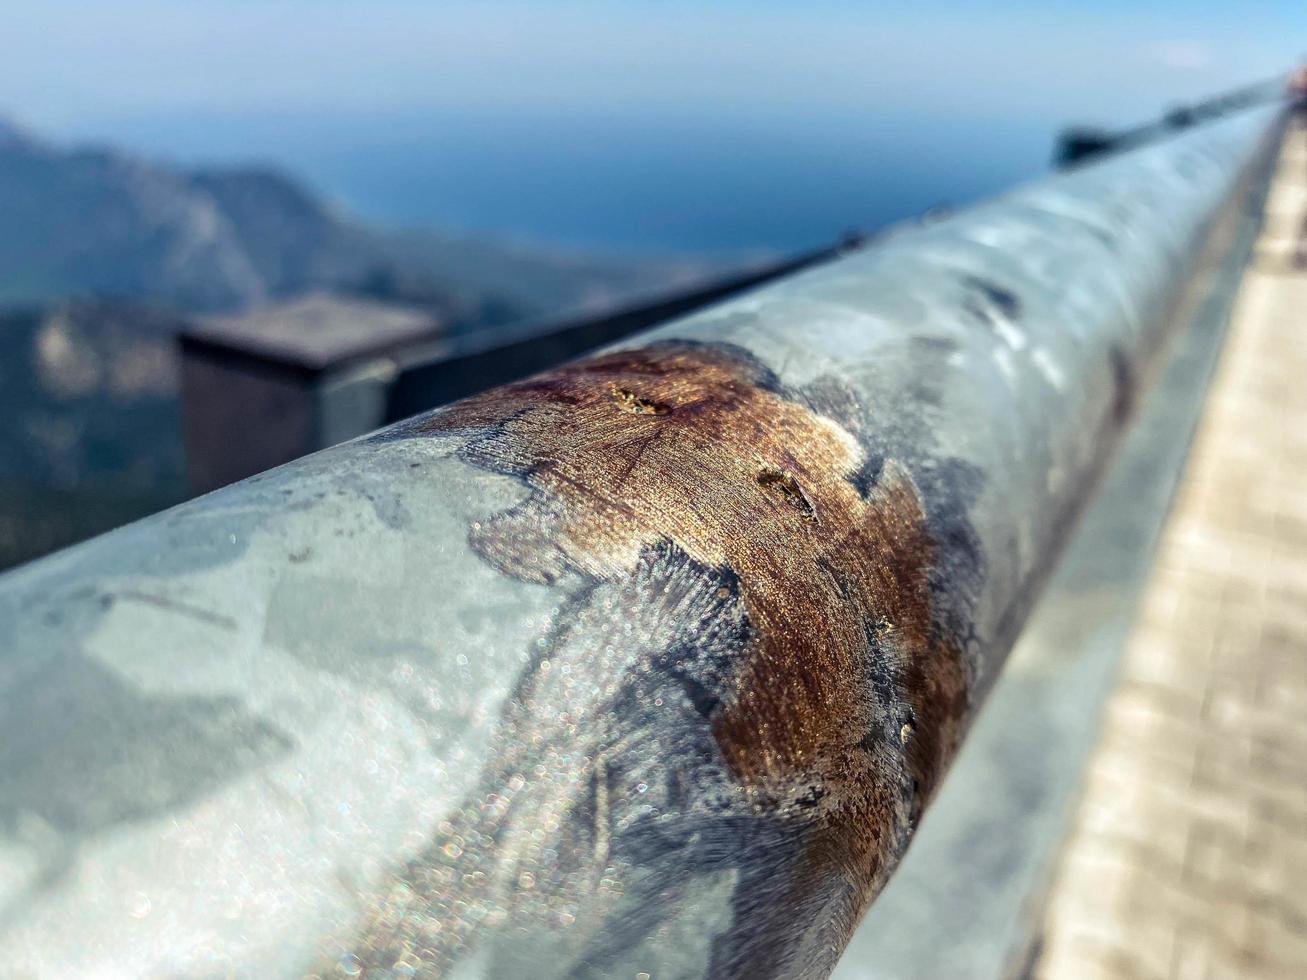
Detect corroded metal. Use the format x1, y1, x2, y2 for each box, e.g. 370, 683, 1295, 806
351, 340, 976, 976
0, 107, 1283, 979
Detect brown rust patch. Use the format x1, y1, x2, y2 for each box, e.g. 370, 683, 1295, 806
419, 341, 968, 805
756, 468, 818, 522
610, 383, 670, 415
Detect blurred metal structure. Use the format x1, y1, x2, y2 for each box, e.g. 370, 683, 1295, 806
179, 293, 444, 494
1054, 74, 1287, 168
179, 245, 855, 494
0, 105, 1287, 979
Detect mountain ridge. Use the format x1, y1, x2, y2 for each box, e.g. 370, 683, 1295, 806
0, 113, 724, 569
0, 115, 711, 321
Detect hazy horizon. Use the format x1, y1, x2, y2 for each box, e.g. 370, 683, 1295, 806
4, 1, 1301, 255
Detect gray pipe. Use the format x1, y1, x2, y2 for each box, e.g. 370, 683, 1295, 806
0, 106, 1283, 979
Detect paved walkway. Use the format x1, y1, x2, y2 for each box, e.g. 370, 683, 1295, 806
1033, 117, 1307, 979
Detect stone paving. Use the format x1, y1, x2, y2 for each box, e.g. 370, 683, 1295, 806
1033, 117, 1307, 979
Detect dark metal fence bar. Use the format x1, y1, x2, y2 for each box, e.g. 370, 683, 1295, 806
180, 241, 858, 495
385, 236, 865, 421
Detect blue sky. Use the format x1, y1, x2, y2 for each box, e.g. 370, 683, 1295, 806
2, 1, 1302, 130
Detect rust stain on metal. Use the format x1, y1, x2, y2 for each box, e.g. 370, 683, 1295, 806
610, 383, 670, 415
343, 340, 973, 976
420, 340, 966, 808
756, 468, 818, 522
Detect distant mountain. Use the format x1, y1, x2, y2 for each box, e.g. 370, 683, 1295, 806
0, 116, 723, 569
0, 118, 710, 320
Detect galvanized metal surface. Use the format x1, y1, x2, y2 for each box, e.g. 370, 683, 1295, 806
0, 108, 1283, 979
832, 113, 1279, 978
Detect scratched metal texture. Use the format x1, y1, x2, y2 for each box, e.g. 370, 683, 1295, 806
0, 107, 1281, 979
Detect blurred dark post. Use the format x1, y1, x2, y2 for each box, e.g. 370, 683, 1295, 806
1055, 72, 1291, 169
1291, 64, 1307, 112
179, 294, 443, 493
1053, 127, 1119, 167
179, 245, 850, 492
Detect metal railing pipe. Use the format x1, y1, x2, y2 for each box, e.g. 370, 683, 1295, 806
0, 106, 1284, 979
